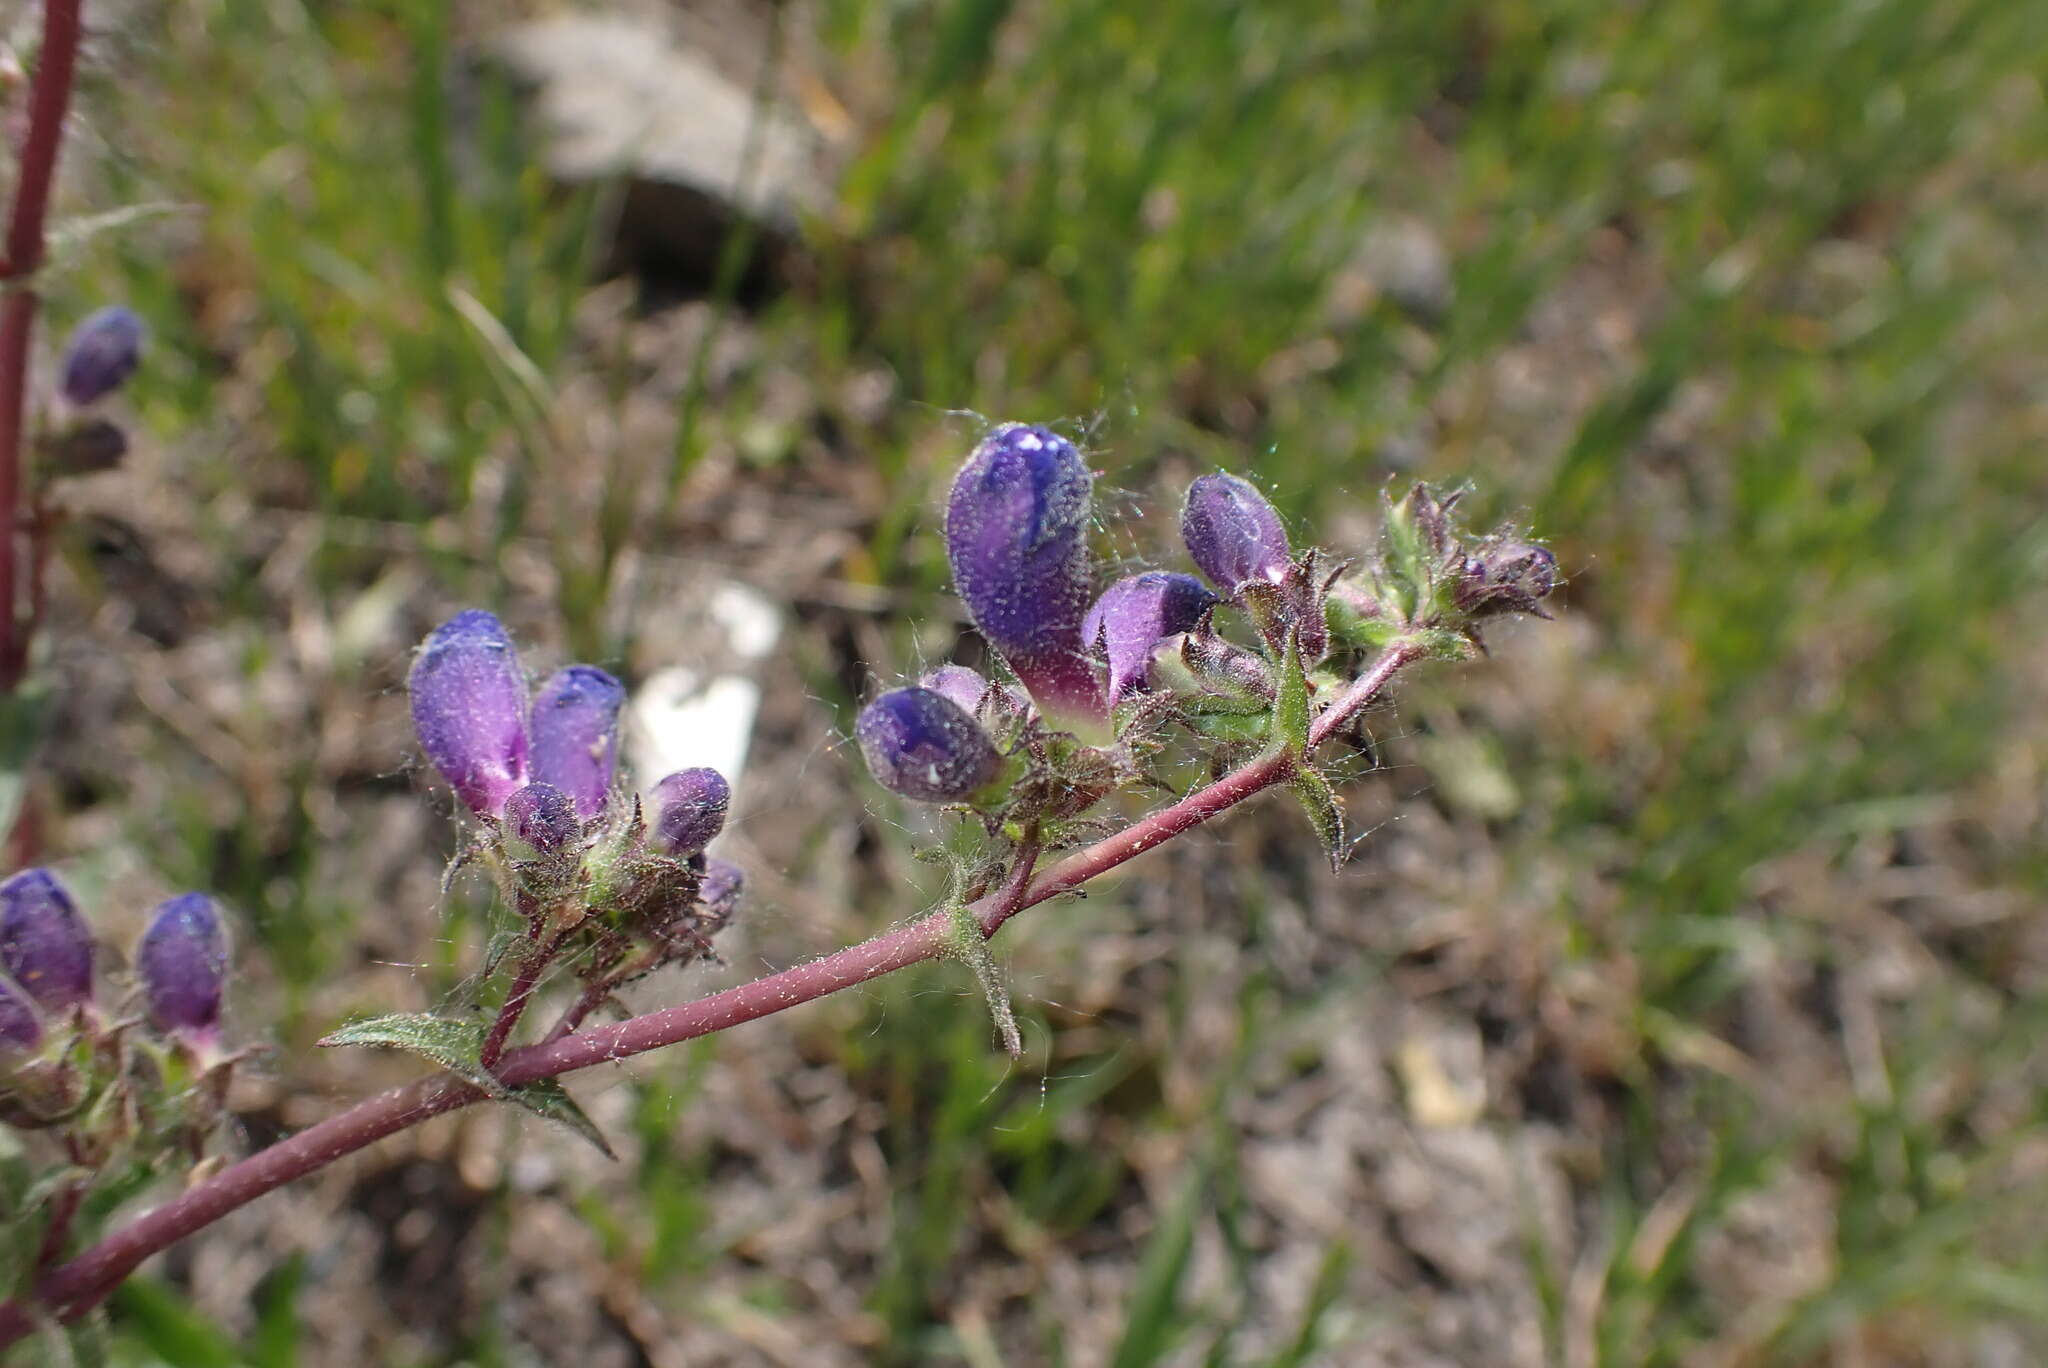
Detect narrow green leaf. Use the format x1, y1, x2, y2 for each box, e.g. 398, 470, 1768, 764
109, 1278, 240, 1368
1291, 766, 1346, 873
1268, 630, 1310, 760
1109, 1165, 1208, 1368
0, 683, 50, 842
509, 1079, 617, 1160
317, 1012, 506, 1098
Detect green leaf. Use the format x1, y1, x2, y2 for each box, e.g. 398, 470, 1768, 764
509, 1079, 616, 1160
109, 1278, 240, 1368
316, 1012, 506, 1098
1291, 765, 1346, 873
0, 683, 50, 843
1109, 1164, 1208, 1368
1267, 629, 1310, 760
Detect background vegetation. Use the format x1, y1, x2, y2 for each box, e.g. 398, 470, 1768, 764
20, 0, 2048, 1360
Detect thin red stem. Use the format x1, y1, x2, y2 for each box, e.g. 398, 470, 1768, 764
0, 0, 85, 690
0, 643, 1420, 1344
477, 934, 561, 1071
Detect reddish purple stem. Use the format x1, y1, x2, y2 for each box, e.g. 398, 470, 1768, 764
0, 643, 1419, 1345
0, 0, 84, 691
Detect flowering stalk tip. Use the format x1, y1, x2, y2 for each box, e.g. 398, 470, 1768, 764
944, 424, 1107, 738
530, 665, 626, 818
649, 768, 731, 857
0, 868, 93, 1011
409, 611, 531, 817
58, 305, 146, 407
137, 894, 229, 1041
1082, 571, 1219, 704
856, 686, 1002, 803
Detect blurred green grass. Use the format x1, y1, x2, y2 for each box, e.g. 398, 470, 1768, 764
40, 0, 2048, 1361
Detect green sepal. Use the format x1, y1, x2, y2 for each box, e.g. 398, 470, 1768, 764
317, 1013, 507, 1099
507, 1079, 616, 1159
1379, 489, 1427, 620
1411, 627, 1480, 662
944, 900, 1021, 1057
1268, 630, 1311, 760
1184, 709, 1271, 742
1290, 765, 1346, 873
1327, 594, 1404, 650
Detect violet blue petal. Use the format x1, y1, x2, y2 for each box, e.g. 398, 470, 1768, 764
856, 687, 1001, 803
59, 306, 146, 407
530, 665, 626, 818
1181, 473, 1291, 591
1082, 572, 1219, 702
918, 664, 992, 718
0, 975, 40, 1050
408, 610, 531, 816
505, 782, 580, 853
699, 858, 745, 921
649, 768, 730, 857
944, 425, 1106, 734
137, 893, 228, 1038
0, 868, 93, 1010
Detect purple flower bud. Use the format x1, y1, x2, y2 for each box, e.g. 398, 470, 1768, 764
918, 664, 992, 717
649, 768, 730, 857
1082, 572, 1219, 703
504, 782, 580, 853
529, 665, 625, 818
0, 868, 93, 1011
699, 858, 744, 922
1182, 473, 1291, 592
944, 425, 1107, 736
0, 975, 41, 1050
137, 893, 229, 1039
856, 686, 1002, 803
58, 306, 146, 407
1454, 541, 1560, 618
408, 611, 530, 816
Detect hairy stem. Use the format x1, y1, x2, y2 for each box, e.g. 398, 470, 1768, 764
0, 642, 1419, 1344
477, 934, 561, 1072
0, 0, 84, 690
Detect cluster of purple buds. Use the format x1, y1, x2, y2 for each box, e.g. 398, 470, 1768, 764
406, 610, 744, 978
858, 423, 1559, 828
38, 305, 148, 478
2, 868, 238, 1159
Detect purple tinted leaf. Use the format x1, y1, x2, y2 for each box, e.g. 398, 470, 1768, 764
1081, 572, 1219, 703
138, 893, 229, 1038
505, 782, 580, 853
530, 665, 626, 818
1182, 473, 1291, 591
408, 610, 531, 816
0, 868, 93, 1010
59, 306, 146, 407
649, 768, 730, 857
944, 425, 1105, 733
855, 687, 1001, 803
0, 976, 40, 1049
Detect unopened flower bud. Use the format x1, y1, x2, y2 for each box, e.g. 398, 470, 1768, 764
0, 868, 93, 1011
1082, 572, 1219, 703
699, 858, 745, 922
856, 686, 1001, 803
0, 975, 40, 1050
504, 782, 579, 853
137, 894, 229, 1039
530, 665, 625, 818
649, 768, 730, 857
1182, 473, 1290, 591
944, 425, 1106, 736
58, 306, 146, 407
918, 664, 992, 717
1454, 541, 1559, 618
408, 610, 530, 816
